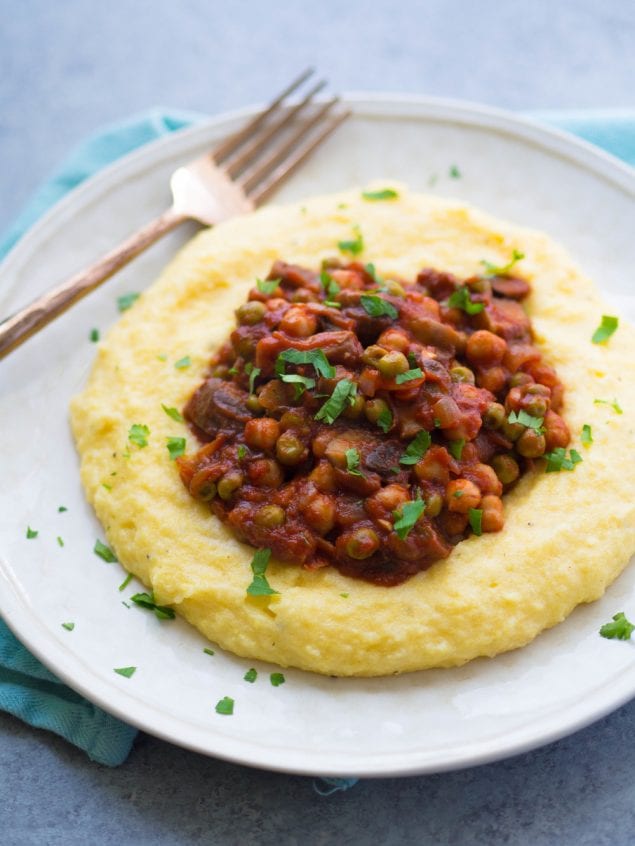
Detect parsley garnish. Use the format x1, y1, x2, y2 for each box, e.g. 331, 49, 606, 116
449, 165, 461, 178
360, 294, 398, 320
94, 539, 117, 563
117, 292, 140, 312
600, 612, 635, 641
246, 548, 279, 596
544, 447, 583, 472
581, 424, 593, 447
157, 353, 168, 361
340, 592, 349, 598
480, 249, 525, 277
130, 591, 175, 620
399, 430, 431, 465
57, 536, 64, 547
393, 497, 425, 540
377, 406, 393, 433
215, 696, 234, 715
256, 278, 280, 295
114, 666, 136, 678
364, 263, 383, 285
448, 439, 465, 460
26, 526, 38, 539
279, 373, 316, 397
61, 622, 74, 631
324, 300, 342, 309
593, 398, 623, 415
162, 404, 184, 423
203, 647, 215, 656
592, 315, 619, 344
244, 668, 258, 683
345, 448, 363, 476
320, 271, 340, 299
245, 362, 261, 394
395, 367, 423, 385
118, 573, 133, 592
270, 672, 286, 687
174, 355, 192, 370
315, 379, 357, 424
337, 225, 364, 255
128, 424, 150, 448
508, 410, 544, 432
58, 506, 68, 513
275, 348, 335, 379
362, 188, 399, 201
237, 445, 247, 461
469, 508, 483, 536
166, 437, 186, 460
448, 286, 484, 315
89, 328, 100, 342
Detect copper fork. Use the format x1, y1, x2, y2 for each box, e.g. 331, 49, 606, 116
0, 69, 349, 359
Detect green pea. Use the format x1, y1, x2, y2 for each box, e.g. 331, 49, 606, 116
217, 470, 244, 500
236, 301, 266, 325
211, 364, 230, 379
342, 394, 366, 420
381, 279, 405, 297
345, 527, 380, 560
276, 432, 306, 466
524, 397, 548, 418
377, 351, 410, 378
361, 345, 388, 367
491, 454, 520, 485
509, 372, 533, 388
425, 493, 444, 518
483, 402, 506, 429
254, 505, 286, 528
365, 398, 390, 425
246, 395, 263, 414
450, 365, 476, 385
516, 429, 546, 458
197, 481, 217, 502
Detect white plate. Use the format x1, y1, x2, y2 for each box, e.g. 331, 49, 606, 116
1, 96, 634, 779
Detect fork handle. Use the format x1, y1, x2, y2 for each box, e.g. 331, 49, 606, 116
0, 206, 188, 360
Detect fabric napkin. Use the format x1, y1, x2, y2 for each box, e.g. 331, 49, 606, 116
0, 107, 633, 781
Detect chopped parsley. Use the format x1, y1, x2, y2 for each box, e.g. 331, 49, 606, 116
279, 373, 316, 398
26, 526, 38, 539
362, 188, 399, 201
448, 286, 484, 315
246, 548, 279, 596
89, 328, 100, 342
57, 536, 64, 548
324, 300, 341, 309
591, 315, 619, 344
162, 404, 184, 423
245, 362, 261, 394
117, 292, 140, 312
203, 647, 215, 656
393, 497, 425, 540
118, 573, 133, 592
399, 430, 431, 465
166, 437, 186, 460
449, 164, 461, 179
395, 367, 423, 385
360, 294, 398, 320
544, 447, 583, 473
275, 348, 335, 379
581, 424, 593, 447
337, 225, 364, 255
593, 398, 623, 415
94, 539, 117, 563
174, 355, 192, 370
480, 249, 525, 277
58, 506, 68, 513
364, 263, 383, 286
340, 592, 349, 598
256, 277, 280, 295
114, 666, 136, 678
468, 508, 483, 536
215, 696, 234, 715
130, 591, 175, 620
270, 672, 286, 687
508, 409, 544, 432
377, 406, 393, 433
128, 423, 150, 448
244, 668, 258, 683
314, 379, 357, 425
448, 439, 465, 460
237, 444, 247, 461
345, 448, 363, 476
61, 622, 75, 631
600, 612, 635, 641
157, 353, 168, 361
320, 271, 340, 299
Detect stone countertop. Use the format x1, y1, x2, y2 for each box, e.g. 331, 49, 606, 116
2, 1, 635, 843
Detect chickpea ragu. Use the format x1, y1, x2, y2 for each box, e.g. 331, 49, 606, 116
177, 257, 570, 586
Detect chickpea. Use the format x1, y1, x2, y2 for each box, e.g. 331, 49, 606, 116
500, 418, 524, 442
370, 484, 409, 513
450, 365, 475, 385
414, 450, 450, 485
344, 527, 380, 560
523, 384, 550, 418
377, 351, 410, 378
311, 430, 332, 458
276, 432, 307, 466
235, 335, 256, 359
236, 301, 266, 325
361, 345, 388, 367
342, 394, 366, 420
244, 418, 280, 451
217, 470, 244, 501
469, 463, 503, 495
365, 398, 391, 426
246, 395, 263, 414
483, 402, 506, 429
378, 329, 409, 352
446, 478, 481, 513
247, 458, 283, 488
491, 454, 520, 486
309, 460, 336, 492
477, 366, 507, 394
304, 493, 336, 534
279, 306, 318, 338
544, 410, 570, 451
280, 410, 309, 431
508, 371, 534, 388
290, 288, 317, 303
441, 511, 469, 536
516, 428, 546, 458
254, 505, 286, 528
197, 481, 217, 502
466, 330, 507, 366
481, 494, 504, 532
425, 492, 444, 518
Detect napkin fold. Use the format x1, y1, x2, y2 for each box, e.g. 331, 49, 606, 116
0, 106, 633, 776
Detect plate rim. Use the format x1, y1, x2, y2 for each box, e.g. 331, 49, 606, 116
1, 93, 635, 778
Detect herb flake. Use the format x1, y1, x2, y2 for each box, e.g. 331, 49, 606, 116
270, 672, 286, 687
89, 328, 100, 342
508, 409, 544, 432
61, 622, 75, 631
162, 404, 184, 423
128, 423, 150, 448
244, 668, 258, 683
592, 315, 619, 344
480, 249, 525, 277
94, 539, 117, 563
362, 188, 399, 201
114, 666, 136, 678
581, 424, 593, 447
399, 430, 431, 465
314, 379, 357, 425
469, 508, 483, 536
337, 225, 364, 256
203, 647, 215, 656
246, 548, 279, 597
600, 612, 635, 641
215, 696, 234, 715
276, 348, 335, 380
117, 292, 140, 312
245, 362, 261, 395
345, 448, 363, 476
26, 526, 38, 539
166, 436, 186, 460
448, 439, 466, 460
544, 447, 583, 473
393, 498, 425, 540
448, 286, 484, 315
174, 355, 192, 370
593, 398, 623, 415
377, 406, 393, 434
118, 573, 133, 592
130, 591, 175, 620
256, 278, 280, 295
395, 367, 423, 385
360, 294, 398, 320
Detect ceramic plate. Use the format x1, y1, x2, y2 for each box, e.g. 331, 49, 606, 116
1, 96, 634, 778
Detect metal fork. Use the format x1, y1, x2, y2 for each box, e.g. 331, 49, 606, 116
0, 69, 349, 359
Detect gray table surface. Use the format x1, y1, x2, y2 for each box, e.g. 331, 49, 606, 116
1, 1, 635, 843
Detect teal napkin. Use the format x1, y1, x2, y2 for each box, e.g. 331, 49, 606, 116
0, 107, 633, 780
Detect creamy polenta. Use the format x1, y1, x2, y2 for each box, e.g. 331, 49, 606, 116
70, 187, 635, 676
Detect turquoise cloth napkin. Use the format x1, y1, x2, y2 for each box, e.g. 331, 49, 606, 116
0, 107, 633, 780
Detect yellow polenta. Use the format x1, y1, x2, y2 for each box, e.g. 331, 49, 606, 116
70, 187, 635, 676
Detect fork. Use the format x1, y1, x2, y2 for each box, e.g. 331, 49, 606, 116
0, 68, 349, 360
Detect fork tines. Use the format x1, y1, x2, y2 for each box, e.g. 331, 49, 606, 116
211, 68, 350, 204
